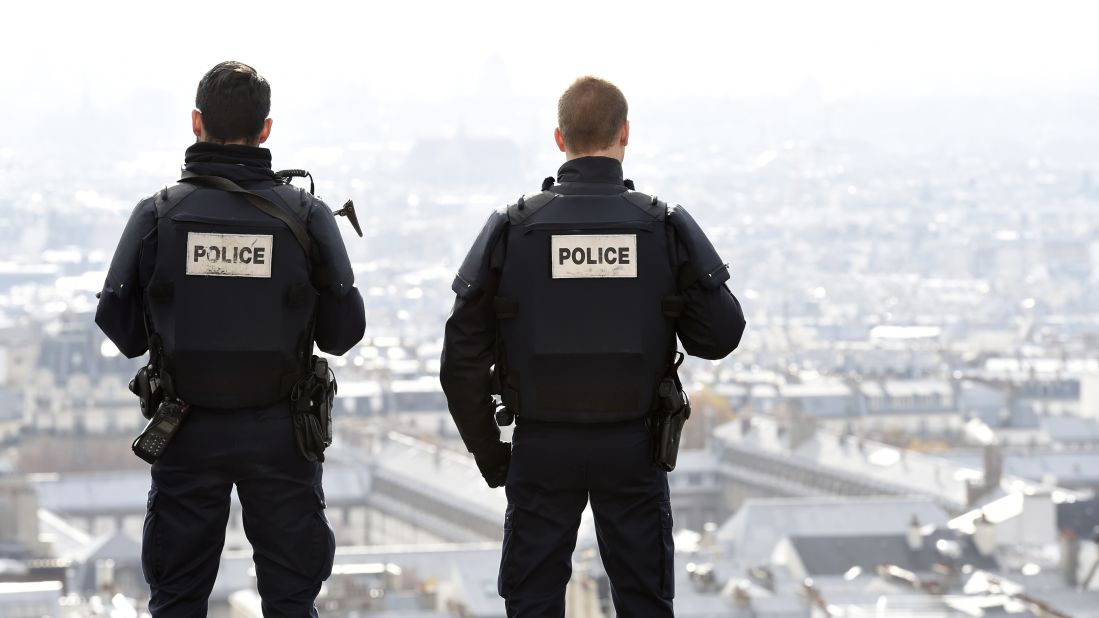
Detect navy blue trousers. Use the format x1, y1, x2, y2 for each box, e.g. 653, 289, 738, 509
500, 419, 675, 618
142, 404, 335, 617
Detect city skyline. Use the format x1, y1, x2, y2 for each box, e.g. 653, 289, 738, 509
1, 3, 1098, 616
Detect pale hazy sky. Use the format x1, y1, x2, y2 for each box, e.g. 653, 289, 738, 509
4, 0, 1097, 118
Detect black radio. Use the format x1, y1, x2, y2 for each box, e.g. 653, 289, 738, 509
132, 401, 189, 464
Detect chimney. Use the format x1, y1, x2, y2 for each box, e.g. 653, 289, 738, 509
732, 583, 752, 614
734, 580, 751, 607
907, 515, 923, 552
983, 444, 1003, 492
1083, 526, 1099, 590
1060, 529, 1080, 588
704, 406, 714, 450
95, 558, 115, 590
788, 409, 817, 450
973, 512, 997, 557
965, 480, 985, 507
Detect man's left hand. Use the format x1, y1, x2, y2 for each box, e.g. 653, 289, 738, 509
473, 440, 511, 488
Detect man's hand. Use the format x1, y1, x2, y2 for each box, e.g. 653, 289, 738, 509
473, 440, 511, 488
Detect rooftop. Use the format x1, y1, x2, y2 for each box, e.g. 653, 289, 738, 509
717, 495, 950, 565
787, 528, 997, 576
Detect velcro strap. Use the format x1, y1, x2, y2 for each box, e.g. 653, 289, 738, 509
148, 282, 174, 303
286, 282, 312, 308
493, 296, 518, 319
282, 371, 306, 399
502, 385, 520, 415
677, 262, 700, 291
662, 295, 685, 317
538, 389, 639, 413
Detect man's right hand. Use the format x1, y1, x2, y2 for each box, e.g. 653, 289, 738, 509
473, 440, 511, 488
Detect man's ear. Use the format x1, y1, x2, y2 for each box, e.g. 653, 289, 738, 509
620, 120, 630, 147
257, 118, 273, 145
554, 127, 567, 153
192, 109, 203, 140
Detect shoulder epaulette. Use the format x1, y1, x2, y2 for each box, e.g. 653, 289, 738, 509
622, 190, 667, 220
507, 190, 557, 225
154, 183, 199, 218
270, 184, 312, 219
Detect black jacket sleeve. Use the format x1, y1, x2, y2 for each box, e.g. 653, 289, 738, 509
439, 211, 509, 454
314, 287, 366, 355
668, 213, 746, 360
308, 198, 365, 355
94, 197, 158, 359
676, 280, 746, 360
440, 283, 502, 453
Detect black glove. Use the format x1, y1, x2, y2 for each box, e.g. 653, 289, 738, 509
473, 440, 511, 488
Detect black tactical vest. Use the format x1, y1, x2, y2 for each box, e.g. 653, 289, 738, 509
496, 190, 678, 423
145, 183, 316, 409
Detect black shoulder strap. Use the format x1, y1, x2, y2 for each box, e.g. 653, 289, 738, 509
507, 191, 556, 225
177, 171, 312, 259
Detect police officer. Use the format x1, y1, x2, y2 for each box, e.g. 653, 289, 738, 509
95, 61, 365, 617
440, 76, 746, 617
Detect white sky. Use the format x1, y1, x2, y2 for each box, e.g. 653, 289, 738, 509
3, 0, 1098, 116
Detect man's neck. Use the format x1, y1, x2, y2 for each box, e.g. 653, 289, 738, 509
198, 138, 260, 147
565, 149, 623, 162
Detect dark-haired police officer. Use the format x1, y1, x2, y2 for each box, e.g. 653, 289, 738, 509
440, 76, 746, 617
95, 61, 365, 617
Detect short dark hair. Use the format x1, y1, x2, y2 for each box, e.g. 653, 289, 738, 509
195, 61, 271, 143
557, 76, 628, 153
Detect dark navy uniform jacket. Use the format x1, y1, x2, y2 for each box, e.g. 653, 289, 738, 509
440, 156, 746, 454
96, 142, 365, 363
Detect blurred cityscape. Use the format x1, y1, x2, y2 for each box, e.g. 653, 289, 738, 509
0, 90, 1097, 617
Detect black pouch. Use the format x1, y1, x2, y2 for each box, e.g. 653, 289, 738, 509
129, 365, 163, 420
291, 356, 337, 462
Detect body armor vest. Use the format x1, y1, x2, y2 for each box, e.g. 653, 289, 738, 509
496, 190, 677, 423
145, 184, 316, 409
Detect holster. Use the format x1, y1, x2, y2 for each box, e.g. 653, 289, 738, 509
129, 364, 164, 420
651, 353, 690, 472
291, 356, 337, 462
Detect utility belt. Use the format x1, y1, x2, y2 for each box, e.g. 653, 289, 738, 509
492, 351, 691, 471
128, 355, 337, 464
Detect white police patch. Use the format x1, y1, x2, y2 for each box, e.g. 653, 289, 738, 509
551, 234, 637, 279
186, 232, 273, 278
